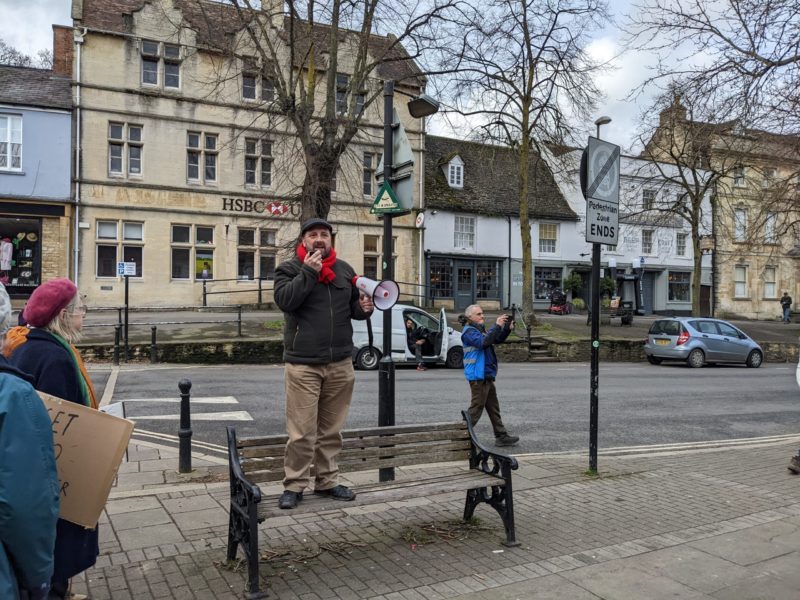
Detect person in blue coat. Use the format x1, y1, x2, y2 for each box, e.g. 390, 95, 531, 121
7, 279, 98, 599
460, 305, 519, 447
0, 283, 60, 600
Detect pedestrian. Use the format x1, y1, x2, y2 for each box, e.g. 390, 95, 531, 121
6, 278, 97, 600
406, 317, 428, 371
459, 305, 519, 447
273, 218, 374, 509
0, 283, 60, 600
780, 291, 792, 323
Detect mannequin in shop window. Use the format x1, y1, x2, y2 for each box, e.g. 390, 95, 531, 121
0, 237, 12, 284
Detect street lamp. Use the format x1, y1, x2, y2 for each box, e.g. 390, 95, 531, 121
595, 115, 611, 138
379, 80, 439, 482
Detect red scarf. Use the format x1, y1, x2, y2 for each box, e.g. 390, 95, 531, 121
297, 244, 337, 284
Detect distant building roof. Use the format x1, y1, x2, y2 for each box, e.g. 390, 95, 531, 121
425, 136, 578, 220
0, 65, 72, 111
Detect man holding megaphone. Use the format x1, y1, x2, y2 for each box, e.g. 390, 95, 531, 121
273, 218, 374, 510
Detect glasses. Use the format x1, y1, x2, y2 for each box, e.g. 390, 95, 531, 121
71, 305, 88, 316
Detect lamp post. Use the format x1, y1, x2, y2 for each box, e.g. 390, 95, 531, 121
378, 80, 439, 482
589, 115, 611, 473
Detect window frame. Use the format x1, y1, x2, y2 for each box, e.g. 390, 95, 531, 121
764, 212, 777, 244
454, 215, 475, 249
763, 266, 777, 299
667, 271, 691, 302
538, 223, 558, 254
170, 224, 216, 281
734, 208, 748, 241
675, 232, 687, 257
140, 39, 181, 89
108, 122, 143, 178
96, 220, 145, 278
187, 131, 219, 185
734, 265, 748, 298
0, 114, 23, 172
448, 160, 464, 188
236, 226, 277, 281
642, 189, 656, 210
641, 229, 655, 255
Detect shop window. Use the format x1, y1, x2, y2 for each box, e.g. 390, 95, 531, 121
244, 138, 272, 187
170, 224, 215, 280
454, 215, 474, 249
187, 131, 218, 184
429, 258, 453, 298
476, 260, 500, 299
0, 218, 42, 293
141, 39, 181, 89
534, 267, 562, 300
668, 271, 690, 302
539, 223, 558, 254
237, 226, 276, 280
0, 114, 23, 171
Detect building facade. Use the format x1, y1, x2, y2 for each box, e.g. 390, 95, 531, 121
68, 0, 426, 307
0, 63, 73, 300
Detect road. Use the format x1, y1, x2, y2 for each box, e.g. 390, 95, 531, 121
88, 361, 800, 458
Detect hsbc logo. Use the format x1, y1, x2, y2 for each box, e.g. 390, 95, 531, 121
222, 198, 294, 215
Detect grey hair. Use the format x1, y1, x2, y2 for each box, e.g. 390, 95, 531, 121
464, 304, 481, 317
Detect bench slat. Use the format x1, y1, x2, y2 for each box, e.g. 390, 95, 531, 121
257, 470, 503, 519
236, 421, 465, 448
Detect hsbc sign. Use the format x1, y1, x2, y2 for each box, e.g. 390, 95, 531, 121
222, 197, 295, 215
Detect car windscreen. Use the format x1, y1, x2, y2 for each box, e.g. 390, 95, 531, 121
649, 320, 681, 336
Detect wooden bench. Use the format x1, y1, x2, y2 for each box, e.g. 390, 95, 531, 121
226, 410, 519, 599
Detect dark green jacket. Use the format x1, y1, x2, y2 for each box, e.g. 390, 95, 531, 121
274, 256, 371, 364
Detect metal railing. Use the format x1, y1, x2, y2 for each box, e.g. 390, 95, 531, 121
201, 277, 272, 307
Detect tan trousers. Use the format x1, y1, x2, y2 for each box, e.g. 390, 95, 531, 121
283, 358, 355, 493
468, 380, 508, 437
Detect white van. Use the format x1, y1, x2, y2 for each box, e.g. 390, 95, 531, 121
351, 304, 464, 370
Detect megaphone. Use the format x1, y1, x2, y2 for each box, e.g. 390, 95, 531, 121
352, 275, 399, 311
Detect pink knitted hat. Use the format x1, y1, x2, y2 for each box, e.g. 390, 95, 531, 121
22, 278, 78, 328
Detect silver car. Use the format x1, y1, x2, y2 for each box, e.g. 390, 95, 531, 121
644, 317, 763, 368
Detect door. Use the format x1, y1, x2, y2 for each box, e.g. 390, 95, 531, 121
691, 319, 725, 360
700, 285, 711, 317
715, 321, 752, 362
455, 261, 474, 311
437, 307, 450, 362
641, 272, 655, 315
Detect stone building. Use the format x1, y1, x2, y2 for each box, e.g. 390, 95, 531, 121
67, 0, 427, 307
647, 99, 800, 319
0, 62, 73, 301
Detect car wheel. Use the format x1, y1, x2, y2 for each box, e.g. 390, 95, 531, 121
646, 355, 662, 365
687, 348, 705, 368
446, 347, 464, 369
355, 346, 381, 370
746, 350, 763, 368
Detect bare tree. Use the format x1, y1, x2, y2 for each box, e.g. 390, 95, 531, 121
429, 0, 609, 321
179, 0, 453, 223
0, 39, 52, 69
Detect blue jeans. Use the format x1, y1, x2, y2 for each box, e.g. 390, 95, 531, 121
783, 306, 791, 322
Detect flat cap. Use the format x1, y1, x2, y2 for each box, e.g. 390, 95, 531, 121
300, 218, 333, 234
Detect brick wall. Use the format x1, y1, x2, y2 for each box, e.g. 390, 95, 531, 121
52, 25, 73, 77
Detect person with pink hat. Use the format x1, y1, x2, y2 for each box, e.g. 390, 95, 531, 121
7, 278, 97, 600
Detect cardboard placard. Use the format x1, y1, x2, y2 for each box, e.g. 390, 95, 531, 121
38, 392, 135, 528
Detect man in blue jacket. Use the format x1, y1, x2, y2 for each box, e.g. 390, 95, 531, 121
460, 305, 519, 447
0, 284, 60, 600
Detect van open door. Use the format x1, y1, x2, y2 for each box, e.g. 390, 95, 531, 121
437, 307, 449, 362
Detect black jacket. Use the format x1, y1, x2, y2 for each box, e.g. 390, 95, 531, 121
274, 256, 371, 364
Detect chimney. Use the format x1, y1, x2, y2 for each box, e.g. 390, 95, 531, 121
52, 25, 74, 77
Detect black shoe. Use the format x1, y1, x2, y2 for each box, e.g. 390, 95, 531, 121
789, 456, 800, 474
278, 490, 303, 509
314, 484, 356, 501
495, 433, 519, 447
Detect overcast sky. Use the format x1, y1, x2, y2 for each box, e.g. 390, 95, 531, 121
0, 0, 655, 151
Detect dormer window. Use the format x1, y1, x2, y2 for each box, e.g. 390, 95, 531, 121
447, 156, 464, 188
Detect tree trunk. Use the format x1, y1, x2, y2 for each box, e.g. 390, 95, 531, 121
299, 145, 336, 223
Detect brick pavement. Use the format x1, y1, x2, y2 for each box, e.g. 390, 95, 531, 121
63, 436, 800, 599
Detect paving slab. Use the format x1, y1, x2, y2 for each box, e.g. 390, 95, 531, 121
688, 520, 800, 566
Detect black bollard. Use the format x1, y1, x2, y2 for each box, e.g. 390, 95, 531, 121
150, 326, 157, 364
178, 379, 192, 473
113, 324, 121, 366
237, 305, 242, 337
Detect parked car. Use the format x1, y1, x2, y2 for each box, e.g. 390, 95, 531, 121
352, 304, 464, 370
644, 317, 763, 368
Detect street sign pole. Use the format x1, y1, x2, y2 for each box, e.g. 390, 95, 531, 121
378, 80, 396, 483
589, 242, 600, 472
124, 274, 130, 362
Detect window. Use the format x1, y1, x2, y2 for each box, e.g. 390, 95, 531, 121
604, 244, 617, 252
335, 74, 365, 115
535, 267, 562, 300
244, 138, 272, 187
676, 232, 687, 257
733, 166, 745, 187
642, 229, 654, 254
668, 271, 690, 302
734, 265, 748, 298
243, 72, 275, 102
454, 215, 475, 249
108, 122, 143, 177
187, 131, 218, 183
734, 208, 747, 241
764, 212, 777, 243
170, 224, 215, 280
237, 226, 276, 280
96, 220, 144, 277
448, 159, 464, 188
0, 114, 22, 170
642, 189, 656, 210
762, 167, 776, 188
262, 77, 275, 102
539, 223, 558, 254
242, 73, 257, 99
763, 266, 777, 299
363, 235, 379, 280
363, 152, 376, 196
429, 258, 453, 297
476, 260, 501, 299
140, 40, 181, 88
